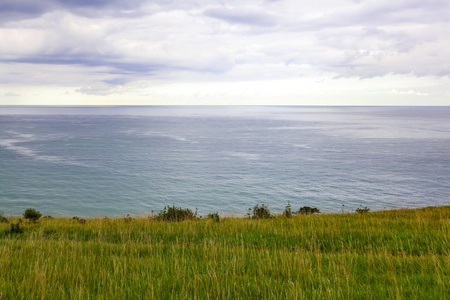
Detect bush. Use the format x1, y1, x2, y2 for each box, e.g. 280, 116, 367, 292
356, 206, 370, 214
207, 212, 220, 222
0, 211, 7, 223
297, 206, 320, 215
154, 205, 198, 222
124, 214, 133, 223
250, 204, 272, 219
0, 217, 7, 223
23, 208, 42, 223
283, 201, 293, 218
72, 216, 86, 224
10, 220, 24, 234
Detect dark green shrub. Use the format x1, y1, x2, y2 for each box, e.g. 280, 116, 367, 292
72, 216, 86, 224
10, 220, 24, 234
23, 208, 42, 223
155, 205, 198, 222
283, 201, 293, 218
0, 211, 6, 222
124, 214, 133, 223
250, 204, 272, 219
207, 212, 220, 222
356, 206, 370, 214
297, 206, 320, 215
0, 211, 7, 223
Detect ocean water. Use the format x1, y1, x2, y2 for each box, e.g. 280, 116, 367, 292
1, 106, 449, 217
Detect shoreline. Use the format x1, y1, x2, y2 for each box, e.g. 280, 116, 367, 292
2, 205, 447, 220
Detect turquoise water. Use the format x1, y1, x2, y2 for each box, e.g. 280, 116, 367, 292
1, 106, 449, 217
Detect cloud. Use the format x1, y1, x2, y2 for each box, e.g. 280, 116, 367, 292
0, 9, 237, 77
0, 0, 153, 23
204, 6, 278, 27
4, 92, 20, 96
75, 84, 127, 96
378, 89, 430, 96
299, 0, 450, 30
0, 0, 52, 23
0, 0, 449, 104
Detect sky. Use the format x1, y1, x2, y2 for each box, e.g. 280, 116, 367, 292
0, 0, 449, 106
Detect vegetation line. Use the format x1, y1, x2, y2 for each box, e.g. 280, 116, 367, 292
0, 206, 449, 299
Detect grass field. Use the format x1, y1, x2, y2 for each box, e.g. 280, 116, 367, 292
0, 206, 449, 299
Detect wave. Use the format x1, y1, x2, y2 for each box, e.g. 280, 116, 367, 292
0, 133, 89, 167
223, 151, 261, 160
120, 129, 191, 143
294, 144, 311, 149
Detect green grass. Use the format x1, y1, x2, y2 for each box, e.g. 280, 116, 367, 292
1, 206, 449, 299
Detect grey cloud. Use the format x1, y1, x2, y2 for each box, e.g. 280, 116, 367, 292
204, 7, 277, 27
0, 0, 225, 23
4, 51, 232, 76
0, 0, 53, 22
281, 1, 450, 78
321, 0, 450, 28
316, 26, 418, 56
5, 54, 163, 75
0, 0, 152, 22
286, 0, 450, 34
57, 0, 153, 18
1, 0, 449, 92
103, 78, 129, 86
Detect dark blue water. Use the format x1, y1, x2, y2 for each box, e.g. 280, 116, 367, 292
1, 106, 449, 217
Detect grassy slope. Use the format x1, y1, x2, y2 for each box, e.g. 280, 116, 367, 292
0, 206, 449, 299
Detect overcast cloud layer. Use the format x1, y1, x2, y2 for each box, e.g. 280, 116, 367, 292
1, 0, 449, 105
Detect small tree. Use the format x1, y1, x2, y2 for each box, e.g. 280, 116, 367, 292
23, 208, 42, 223
251, 204, 272, 219
297, 206, 320, 215
72, 216, 86, 224
207, 212, 220, 222
10, 219, 24, 234
283, 201, 293, 218
154, 204, 198, 222
356, 206, 370, 214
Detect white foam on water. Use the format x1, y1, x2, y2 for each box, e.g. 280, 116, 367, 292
223, 151, 261, 160
294, 144, 311, 149
0, 132, 89, 167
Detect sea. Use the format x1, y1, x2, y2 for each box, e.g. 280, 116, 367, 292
1, 106, 449, 217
